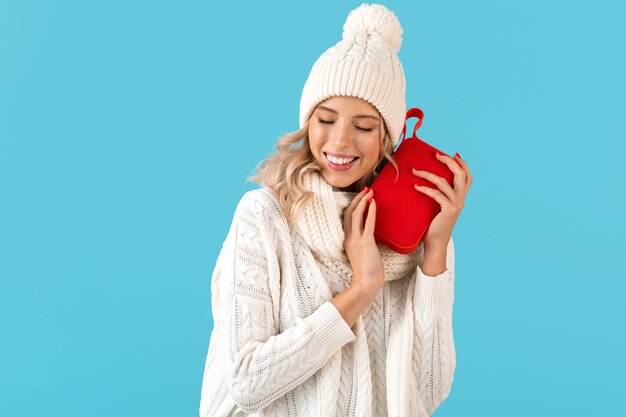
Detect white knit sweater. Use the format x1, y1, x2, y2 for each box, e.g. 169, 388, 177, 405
199, 188, 456, 417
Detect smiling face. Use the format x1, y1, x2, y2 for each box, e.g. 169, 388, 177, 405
308, 96, 383, 191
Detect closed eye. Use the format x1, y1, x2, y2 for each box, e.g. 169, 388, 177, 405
317, 118, 374, 132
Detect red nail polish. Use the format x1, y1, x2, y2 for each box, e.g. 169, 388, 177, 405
361, 186, 367, 192
368, 198, 373, 205
456, 152, 462, 159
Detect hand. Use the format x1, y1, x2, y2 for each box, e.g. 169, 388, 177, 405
412, 152, 473, 247
343, 187, 384, 292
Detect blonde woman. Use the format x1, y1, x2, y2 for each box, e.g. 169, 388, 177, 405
199, 4, 472, 417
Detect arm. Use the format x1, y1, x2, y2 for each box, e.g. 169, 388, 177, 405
411, 236, 457, 415
420, 239, 448, 277
214, 193, 357, 413
331, 281, 381, 328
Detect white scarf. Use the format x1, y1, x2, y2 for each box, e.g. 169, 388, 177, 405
293, 170, 423, 285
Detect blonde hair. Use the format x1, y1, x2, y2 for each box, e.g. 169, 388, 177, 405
247, 108, 400, 226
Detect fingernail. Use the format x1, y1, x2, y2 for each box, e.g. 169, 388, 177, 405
436, 152, 442, 157
361, 186, 368, 192
368, 198, 373, 205
456, 152, 462, 159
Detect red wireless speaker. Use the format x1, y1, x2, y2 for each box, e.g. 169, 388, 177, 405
364, 108, 460, 254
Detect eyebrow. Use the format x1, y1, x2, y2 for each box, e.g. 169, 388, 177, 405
317, 105, 380, 121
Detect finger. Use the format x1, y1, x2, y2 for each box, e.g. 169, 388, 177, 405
454, 154, 473, 187
414, 184, 448, 209
436, 153, 466, 191
351, 189, 374, 238
344, 187, 370, 234
363, 197, 376, 237
412, 169, 456, 203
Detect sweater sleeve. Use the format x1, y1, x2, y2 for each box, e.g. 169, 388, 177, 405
411, 236, 457, 416
212, 191, 356, 414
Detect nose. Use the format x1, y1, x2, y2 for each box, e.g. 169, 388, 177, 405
332, 121, 353, 149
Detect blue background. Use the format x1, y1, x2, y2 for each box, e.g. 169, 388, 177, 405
2, 0, 625, 415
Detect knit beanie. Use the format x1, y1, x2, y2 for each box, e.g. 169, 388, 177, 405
299, 3, 407, 147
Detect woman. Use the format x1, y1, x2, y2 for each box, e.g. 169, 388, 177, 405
199, 4, 472, 417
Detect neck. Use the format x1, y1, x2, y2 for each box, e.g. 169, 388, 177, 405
332, 184, 359, 192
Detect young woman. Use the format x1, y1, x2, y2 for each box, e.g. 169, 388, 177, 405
199, 4, 472, 417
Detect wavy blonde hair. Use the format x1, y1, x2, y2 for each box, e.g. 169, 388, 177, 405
247, 107, 400, 226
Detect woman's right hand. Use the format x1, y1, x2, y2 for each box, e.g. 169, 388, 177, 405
343, 187, 384, 293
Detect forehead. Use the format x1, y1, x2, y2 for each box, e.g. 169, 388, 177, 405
318, 96, 378, 113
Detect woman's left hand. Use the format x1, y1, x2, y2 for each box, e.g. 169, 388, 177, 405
412, 152, 473, 247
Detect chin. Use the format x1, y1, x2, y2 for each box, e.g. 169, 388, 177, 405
321, 171, 360, 190
317, 156, 374, 190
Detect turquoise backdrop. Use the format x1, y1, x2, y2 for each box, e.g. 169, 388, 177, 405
1, 0, 624, 415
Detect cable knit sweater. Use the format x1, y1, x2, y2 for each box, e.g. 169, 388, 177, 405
199, 187, 456, 417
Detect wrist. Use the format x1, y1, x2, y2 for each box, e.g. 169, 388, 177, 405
421, 240, 448, 276
423, 236, 450, 252
350, 280, 381, 298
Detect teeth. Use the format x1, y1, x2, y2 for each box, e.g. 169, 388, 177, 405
326, 153, 356, 165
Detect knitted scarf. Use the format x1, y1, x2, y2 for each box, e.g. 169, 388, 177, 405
292, 170, 423, 285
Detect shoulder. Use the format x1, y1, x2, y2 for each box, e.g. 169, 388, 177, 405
236, 187, 280, 215
237, 187, 276, 209
234, 187, 287, 230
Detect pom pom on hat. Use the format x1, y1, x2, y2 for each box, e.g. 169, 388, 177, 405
342, 3, 404, 53
300, 3, 407, 146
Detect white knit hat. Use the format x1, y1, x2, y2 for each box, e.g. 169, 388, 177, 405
299, 3, 407, 147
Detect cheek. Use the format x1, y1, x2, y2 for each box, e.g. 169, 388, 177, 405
362, 138, 380, 160
309, 123, 323, 140
308, 126, 325, 152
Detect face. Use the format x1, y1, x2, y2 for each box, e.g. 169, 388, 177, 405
308, 96, 383, 191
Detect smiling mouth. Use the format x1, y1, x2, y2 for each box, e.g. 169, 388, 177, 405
323, 152, 360, 172
323, 152, 360, 163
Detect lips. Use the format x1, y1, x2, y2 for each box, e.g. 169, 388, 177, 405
324, 151, 359, 160
324, 152, 359, 171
